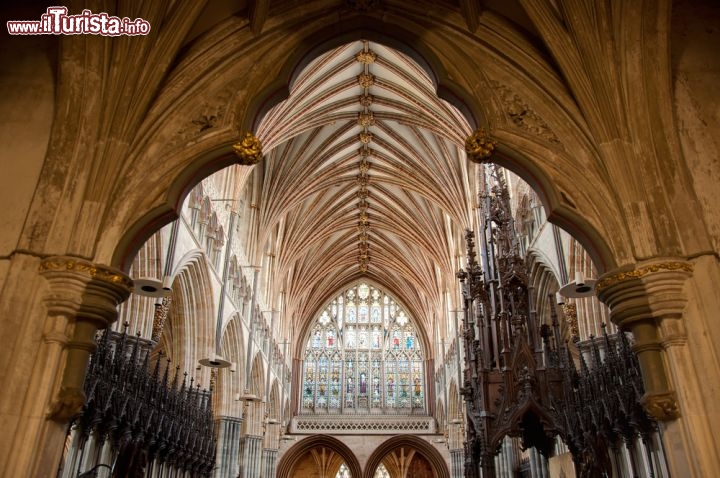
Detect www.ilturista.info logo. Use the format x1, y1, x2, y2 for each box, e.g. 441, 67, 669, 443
7, 6, 150, 36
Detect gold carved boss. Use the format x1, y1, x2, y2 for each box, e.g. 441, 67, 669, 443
465, 128, 497, 163
233, 132, 264, 165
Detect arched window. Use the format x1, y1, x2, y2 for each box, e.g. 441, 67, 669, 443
197, 197, 211, 239
212, 225, 224, 269
187, 184, 204, 228
301, 283, 425, 413
205, 212, 218, 259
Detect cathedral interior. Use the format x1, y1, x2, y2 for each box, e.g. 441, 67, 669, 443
1, 1, 719, 477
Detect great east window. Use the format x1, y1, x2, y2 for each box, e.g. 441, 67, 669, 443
301, 283, 425, 413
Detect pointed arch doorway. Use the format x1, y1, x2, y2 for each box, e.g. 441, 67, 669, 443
364, 436, 450, 478
276, 435, 362, 478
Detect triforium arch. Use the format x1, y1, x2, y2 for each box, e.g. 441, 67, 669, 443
363, 435, 451, 478
276, 434, 362, 478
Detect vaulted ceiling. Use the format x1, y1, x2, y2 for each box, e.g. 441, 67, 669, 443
254, 41, 477, 335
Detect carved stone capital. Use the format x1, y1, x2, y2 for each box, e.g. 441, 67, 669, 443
39, 256, 132, 421
40, 256, 133, 328
642, 390, 680, 421
595, 259, 693, 328
232, 132, 264, 165
595, 258, 692, 423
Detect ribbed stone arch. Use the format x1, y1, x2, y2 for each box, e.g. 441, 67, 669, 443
363, 435, 450, 478
107, 4, 625, 277
448, 379, 461, 421
268, 379, 281, 420
276, 435, 362, 478
215, 313, 245, 417
157, 250, 215, 375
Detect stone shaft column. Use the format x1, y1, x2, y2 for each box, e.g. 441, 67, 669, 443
596, 258, 718, 477
214, 416, 243, 478
450, 449, 464, 478
0, 255, 131, 477
261, 448, 278, 478
239, 435, 263, 478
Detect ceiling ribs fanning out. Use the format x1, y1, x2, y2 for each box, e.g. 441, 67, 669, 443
255, 41, 475, 336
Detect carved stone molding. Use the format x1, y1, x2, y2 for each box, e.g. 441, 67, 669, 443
46, 387, 86, 422
291, 414, 435, 434
358, 73, 375, 88
596, 261, 693, 292
39, 256, 133, 290
355, 49, 377, 64
596, 258, 693, 422
490, 81, 560, 144
596, 259, 693, 327
561, 302, 579, 340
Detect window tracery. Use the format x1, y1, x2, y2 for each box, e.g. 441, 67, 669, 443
301, 283, 425, 413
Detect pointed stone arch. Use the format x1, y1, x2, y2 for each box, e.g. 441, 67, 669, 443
276, 435, 362, 478
156, 251, 214, 377
363, 435, 450, 478
268, 379, 281, 420
249, 351, 265, 398
448, 379, 461, 421
215, 313, 245, 417
436, 398, 446, 432
105, 4, 625, 277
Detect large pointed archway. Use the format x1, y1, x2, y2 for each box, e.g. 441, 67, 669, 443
277, 435, 362, 478
107, 8, 624, 275
364, 435, 450, 478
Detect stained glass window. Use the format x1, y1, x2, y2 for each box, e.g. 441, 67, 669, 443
374, 463, 390, 478
336, 463, 351, 478
300, 282, 425, 413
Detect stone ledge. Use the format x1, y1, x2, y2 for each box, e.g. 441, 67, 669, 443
290, 414, 436, 434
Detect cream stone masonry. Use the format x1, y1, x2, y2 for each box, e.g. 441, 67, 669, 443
0, 254, 131, 477
1, 1, 719, 476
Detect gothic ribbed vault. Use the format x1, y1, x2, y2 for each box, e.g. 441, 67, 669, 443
254, 41, 475, 338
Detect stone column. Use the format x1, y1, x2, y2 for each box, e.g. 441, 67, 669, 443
450, 449, 464, 478
261, 448, 278, 478
239, 435, 263, 478
0, 255, 131, 477
214, 416, 243, 478
448, 420, 464, 478
239, 399, 264, 478
596, 258, 718, 477
261, 420, 281, 477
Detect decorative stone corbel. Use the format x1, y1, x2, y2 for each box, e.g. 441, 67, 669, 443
39, 256, 132, 421
595, 259, 693, 421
